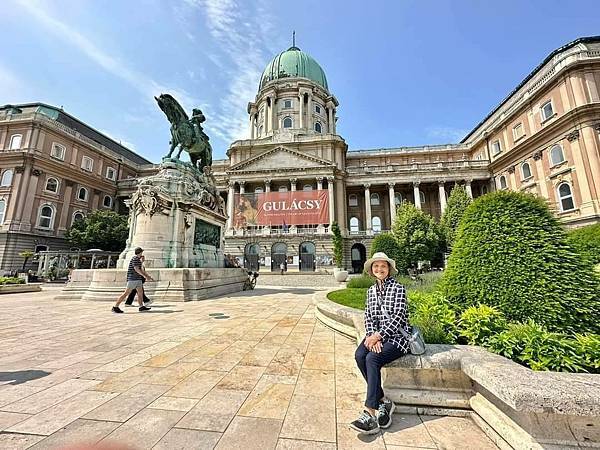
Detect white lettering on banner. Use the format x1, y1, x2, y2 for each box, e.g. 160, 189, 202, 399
263, 199, 323, 212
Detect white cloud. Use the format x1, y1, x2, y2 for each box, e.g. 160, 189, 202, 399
99, 129, 136, 150
425, 126, 469, 143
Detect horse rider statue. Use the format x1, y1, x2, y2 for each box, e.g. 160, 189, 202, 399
155, 94, 213, 172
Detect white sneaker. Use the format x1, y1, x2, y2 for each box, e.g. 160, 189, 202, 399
144, 298, 154, 305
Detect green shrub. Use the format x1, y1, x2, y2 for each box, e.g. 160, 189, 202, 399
487, 321, 586, 372
567, 223, 600, 266
347, 275, 374, 288
408, 291, 457, 344
442, 191, 600, 334
327, 288, 368, 310
0, 277, 25, 285
331, 222, 344, 268
459, 305, 507, 346
396, 271, 443, 294
369, 233, 403, 272
440, 184, 472, 249
573, 334, 600, 373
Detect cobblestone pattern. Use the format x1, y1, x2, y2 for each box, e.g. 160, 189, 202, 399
0, 285, 498, 449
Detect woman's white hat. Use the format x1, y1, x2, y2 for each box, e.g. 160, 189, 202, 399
364, 252, 398, 277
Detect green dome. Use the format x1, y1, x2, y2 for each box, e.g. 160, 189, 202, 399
260, 46, 328, 91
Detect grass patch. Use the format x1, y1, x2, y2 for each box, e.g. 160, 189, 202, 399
327, 288, 367, 310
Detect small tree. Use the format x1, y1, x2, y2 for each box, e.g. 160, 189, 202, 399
442, 191, 600, 334
19, 250, 34, 271
331, 221, 344, 268
65, 210, 129, 252
392, 202, 442, 273
370, 233, 402, 273
440, 184, 472, 249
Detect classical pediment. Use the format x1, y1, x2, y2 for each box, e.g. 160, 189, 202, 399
228, 147, 333, 172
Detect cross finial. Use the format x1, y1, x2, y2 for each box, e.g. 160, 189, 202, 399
292, 30, 295, 47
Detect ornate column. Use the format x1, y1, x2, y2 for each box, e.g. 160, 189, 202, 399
316, 177, 323, 190
364, 183, 372, 234
328, 107, 334, 133
265, 97, 272, 134
465, 180, 473, 199
331, 109, 336, 134
438, 181, 447, 212
327, 176, 335, 228
290, 178, 297, 192
307, 93, 313, 131
413, 182, 422, 209
299, 93, 305, 129
226, 181, 235, 232
388, 182, 396, 226
264, 179, 271, 193
271, 97, 278, 132
249, 105, 257, 139
23, 168, 41, 230
58, 180, 74, 231
239, 180, 245, 195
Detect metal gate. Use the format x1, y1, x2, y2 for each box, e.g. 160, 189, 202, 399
271, 243, 287, 272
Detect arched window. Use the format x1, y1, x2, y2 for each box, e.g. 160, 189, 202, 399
77, 187, 88, 202
245, 243, 260, 255
0, 199, 5, 224
550, 144, 565, 166
499, 176, 507, 190
349, 217, 360, 233
557, 183, 575, 211
72, 211, 84, 224
419, 191, 426, 204
9, 134, 22, 150
303, 184, 313, 191
521, 162, 532, 180
370, 193, 380, 206
254, 187, 264, 194
348, 194, 358, 206
283, 117, 293, 129
394, 193, 403, 205
278, 185, 288, 193
272, 242, 287, 254
103, 195, 113, 208
300, 241, 315, 254
372, 216, 382, 232
481, 185, 489, 195
37, 205, 54, 229
315, 122, 322, 133
45, 177, 59, 193
1, 169, 13, 187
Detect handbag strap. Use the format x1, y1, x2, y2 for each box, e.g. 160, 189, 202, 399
375, 286, 411, 340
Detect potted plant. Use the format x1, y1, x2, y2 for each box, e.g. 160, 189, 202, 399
331, 222, 348, 281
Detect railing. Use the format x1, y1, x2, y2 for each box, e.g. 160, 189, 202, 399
230, 226, 331, 236
346, 159, 490, 176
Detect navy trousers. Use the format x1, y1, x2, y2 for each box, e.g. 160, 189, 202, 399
355, 338, 407, 409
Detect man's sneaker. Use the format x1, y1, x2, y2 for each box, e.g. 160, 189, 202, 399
112, 306, 124, 314
138, 305, 151, 312
377, 398, 395, 428
143, 298, 154, 305
349, 410, 380, 435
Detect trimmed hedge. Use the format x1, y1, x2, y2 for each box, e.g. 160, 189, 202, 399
567, 223, 600, 266
347, 275, 374, 288
442, 191, 600, 334
440, 184, 472, 249
0, 277, 25, 285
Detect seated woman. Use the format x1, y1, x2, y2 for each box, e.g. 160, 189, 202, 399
350, 252, 410, 435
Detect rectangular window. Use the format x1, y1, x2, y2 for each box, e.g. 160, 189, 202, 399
9, 134, 22, 150
541, 101, 554, 121
315, 105, 321, 114
512, 123, 524, 140
105, 167, 116, 181
51, 143, 66, 160
283, 99, 292, 109
491, 140, 502, 156
81, 156, 93, 172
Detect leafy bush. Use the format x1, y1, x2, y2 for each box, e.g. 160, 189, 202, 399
567, 223, 600, 266
0, 277, 25, 285
369, 233, 402, 272
65, 210, 128, 252
459, 305, 507, 346
331, 222, 344, 268
392, 202, 443, 273
573, 334, 600, 373
347, 275, 374, 288
408, 291, 457, 344
487, 321, 587, 372
440, 184, 472, 249
442, 191, 600, 334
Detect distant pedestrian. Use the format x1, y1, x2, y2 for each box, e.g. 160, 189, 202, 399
112, 248, 154, 313
124, 255, 153, 306
280, 261, 285, 275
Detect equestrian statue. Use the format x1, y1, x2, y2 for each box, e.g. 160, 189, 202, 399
155, 94, 213, 172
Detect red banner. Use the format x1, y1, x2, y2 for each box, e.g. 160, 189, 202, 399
234, 190, 329, 227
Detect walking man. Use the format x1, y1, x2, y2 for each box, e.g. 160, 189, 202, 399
124, 255, 153, 306
112, 247, 154, 313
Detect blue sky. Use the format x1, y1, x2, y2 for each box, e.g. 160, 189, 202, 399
1, 0, 599, 162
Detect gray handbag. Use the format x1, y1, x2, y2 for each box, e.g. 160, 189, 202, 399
376, 294, 426, 355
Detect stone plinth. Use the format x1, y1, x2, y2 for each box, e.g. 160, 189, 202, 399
56, 267, 248, 302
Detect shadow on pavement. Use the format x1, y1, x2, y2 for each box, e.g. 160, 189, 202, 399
0, 369, 50, 385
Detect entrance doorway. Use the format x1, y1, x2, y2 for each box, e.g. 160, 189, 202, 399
244, 243, 260, 271
299, 241, 316, 272
351, 243, 367, 274
271, 242, 287, 272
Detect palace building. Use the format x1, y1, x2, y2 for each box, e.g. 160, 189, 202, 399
1, 36, 599, 273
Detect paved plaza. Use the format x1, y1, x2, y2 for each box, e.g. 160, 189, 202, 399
0, 285, 498, 449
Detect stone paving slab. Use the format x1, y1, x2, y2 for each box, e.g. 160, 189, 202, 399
0, 285, 498, 449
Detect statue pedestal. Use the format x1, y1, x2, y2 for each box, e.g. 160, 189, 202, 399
59, 159, 247, 302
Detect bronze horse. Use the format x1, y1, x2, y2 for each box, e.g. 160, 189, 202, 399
155, 94, 212, 172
